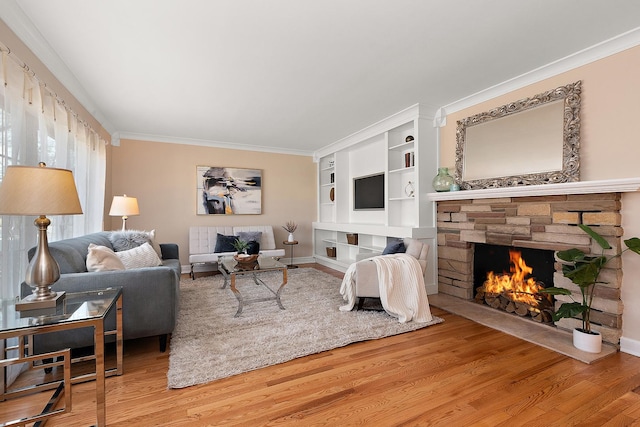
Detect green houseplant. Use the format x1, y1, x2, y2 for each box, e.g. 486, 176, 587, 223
231, 238, 258, 269
541, 224, 640, 352
231, 238, 249, 254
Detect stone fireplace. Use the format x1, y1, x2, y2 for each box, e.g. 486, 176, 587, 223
435, 191, 625, 345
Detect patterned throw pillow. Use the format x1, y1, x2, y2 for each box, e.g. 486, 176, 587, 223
114, 242, 162, 269
110, 230, 150, 251
86, 243, 125, 272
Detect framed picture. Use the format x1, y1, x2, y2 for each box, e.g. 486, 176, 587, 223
196, 166, 262, 215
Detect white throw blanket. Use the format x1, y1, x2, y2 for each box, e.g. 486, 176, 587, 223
339, 254, 433, 323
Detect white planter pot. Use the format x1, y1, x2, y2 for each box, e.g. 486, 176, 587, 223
288, 233, 295, 242
573, 328, 602, 353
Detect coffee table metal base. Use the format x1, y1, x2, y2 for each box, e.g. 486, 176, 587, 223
221, 269, 288, 317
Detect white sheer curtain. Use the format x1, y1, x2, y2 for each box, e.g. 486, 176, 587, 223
0, 48, 107, 302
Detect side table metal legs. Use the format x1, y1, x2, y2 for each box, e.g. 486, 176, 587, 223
283, 241, 298, 269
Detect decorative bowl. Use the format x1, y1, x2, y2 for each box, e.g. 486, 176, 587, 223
233, 254, 259, 269
234, 254, 258, 263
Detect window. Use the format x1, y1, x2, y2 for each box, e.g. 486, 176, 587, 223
0, 49, 107, 301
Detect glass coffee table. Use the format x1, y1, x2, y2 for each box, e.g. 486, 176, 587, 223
218, 256, 288, 317
0, 287, 123, 427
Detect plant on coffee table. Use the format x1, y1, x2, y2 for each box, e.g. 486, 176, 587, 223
231, 238, 249, 254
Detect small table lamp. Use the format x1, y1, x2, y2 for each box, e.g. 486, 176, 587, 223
0, 163, 83, 310
109, 194, 139, 230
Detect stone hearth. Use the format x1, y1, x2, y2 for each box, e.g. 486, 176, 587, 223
435, 192, 624, 345
428, 293, 617, 364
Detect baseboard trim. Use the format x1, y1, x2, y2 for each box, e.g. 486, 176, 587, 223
620, 337, 640, 358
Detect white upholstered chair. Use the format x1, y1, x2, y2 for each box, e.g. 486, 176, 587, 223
354, 238, 429, 309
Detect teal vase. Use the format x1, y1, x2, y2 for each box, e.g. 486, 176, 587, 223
432, 167, 455, 192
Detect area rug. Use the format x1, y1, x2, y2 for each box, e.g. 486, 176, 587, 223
167, 268, 443, 388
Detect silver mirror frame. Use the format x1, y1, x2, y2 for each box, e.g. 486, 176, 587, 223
455, 81, 581, 190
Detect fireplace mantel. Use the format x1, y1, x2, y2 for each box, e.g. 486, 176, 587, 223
427, 178, 640, 201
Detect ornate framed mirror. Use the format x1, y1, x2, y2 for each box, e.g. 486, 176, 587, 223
455, 81, 581, 190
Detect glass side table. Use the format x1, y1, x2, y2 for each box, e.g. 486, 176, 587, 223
0, 287, 123, 427
282, 240, 299, 269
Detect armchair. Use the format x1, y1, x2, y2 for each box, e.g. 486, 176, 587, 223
354, 238, 429, 309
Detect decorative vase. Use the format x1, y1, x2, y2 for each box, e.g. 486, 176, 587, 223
573, 328, 602, 353
432, 167, 455, 192
288, 232, 295, 242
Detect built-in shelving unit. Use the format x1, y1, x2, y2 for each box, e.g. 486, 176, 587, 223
318, 155, 336, 223
312, 103, 439, 293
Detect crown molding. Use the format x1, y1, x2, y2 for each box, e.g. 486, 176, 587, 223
442, 26, 640, 115
0, 0, 116, 135
313, 103, 433, 161
118, 132, 313, 157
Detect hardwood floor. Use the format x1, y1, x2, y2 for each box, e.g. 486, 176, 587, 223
6, 264, 640, 426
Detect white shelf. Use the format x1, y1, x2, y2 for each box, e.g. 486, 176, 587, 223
389, 196, 416, 201
389, 141, 415, 151
389, 166, 415, 174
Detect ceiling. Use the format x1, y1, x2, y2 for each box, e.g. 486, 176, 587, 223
1, 0, 640, 156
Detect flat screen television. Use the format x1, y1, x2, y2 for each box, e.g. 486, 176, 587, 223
353, 173, 385, 210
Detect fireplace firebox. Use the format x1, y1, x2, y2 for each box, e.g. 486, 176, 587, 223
473, 244, 555, 323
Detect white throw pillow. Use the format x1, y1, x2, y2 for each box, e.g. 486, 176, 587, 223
115, 242, 162, 269
147, 229, 163, 258
86, 243, 126, 272
109, 229, 162, 258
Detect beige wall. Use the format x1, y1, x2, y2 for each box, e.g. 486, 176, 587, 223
440, 45, 640, 179
439, 45, 640, 348
109, 139, 317, 268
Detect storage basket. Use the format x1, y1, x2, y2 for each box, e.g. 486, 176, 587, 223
326, 247, 336, 257
346, 233, 358, 245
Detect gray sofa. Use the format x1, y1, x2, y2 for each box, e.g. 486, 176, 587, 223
20, 231, 180, 353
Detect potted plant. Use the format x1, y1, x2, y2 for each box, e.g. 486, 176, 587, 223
231, 238, 258, 269
231, 238, 249, 255
541, 224, 640, 353
282, 221, 297, 242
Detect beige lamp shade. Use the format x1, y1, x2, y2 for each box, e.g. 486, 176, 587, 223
0, 164, 83, 215
109, 195, 140, 217
109, 194, 139, 230
0, 163, 82, 309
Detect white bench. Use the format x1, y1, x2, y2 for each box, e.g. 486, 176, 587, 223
188, 225, 285, 279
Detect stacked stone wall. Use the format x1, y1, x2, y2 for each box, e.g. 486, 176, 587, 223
436, 193, 623, 344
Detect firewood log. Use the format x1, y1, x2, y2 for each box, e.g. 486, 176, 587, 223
515, 303, 529, 317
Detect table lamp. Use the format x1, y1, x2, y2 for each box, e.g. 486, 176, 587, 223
0, 163, 83, 310
109, 194, 139, 230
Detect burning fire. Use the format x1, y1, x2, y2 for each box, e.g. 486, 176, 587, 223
482, 250, 544, 307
